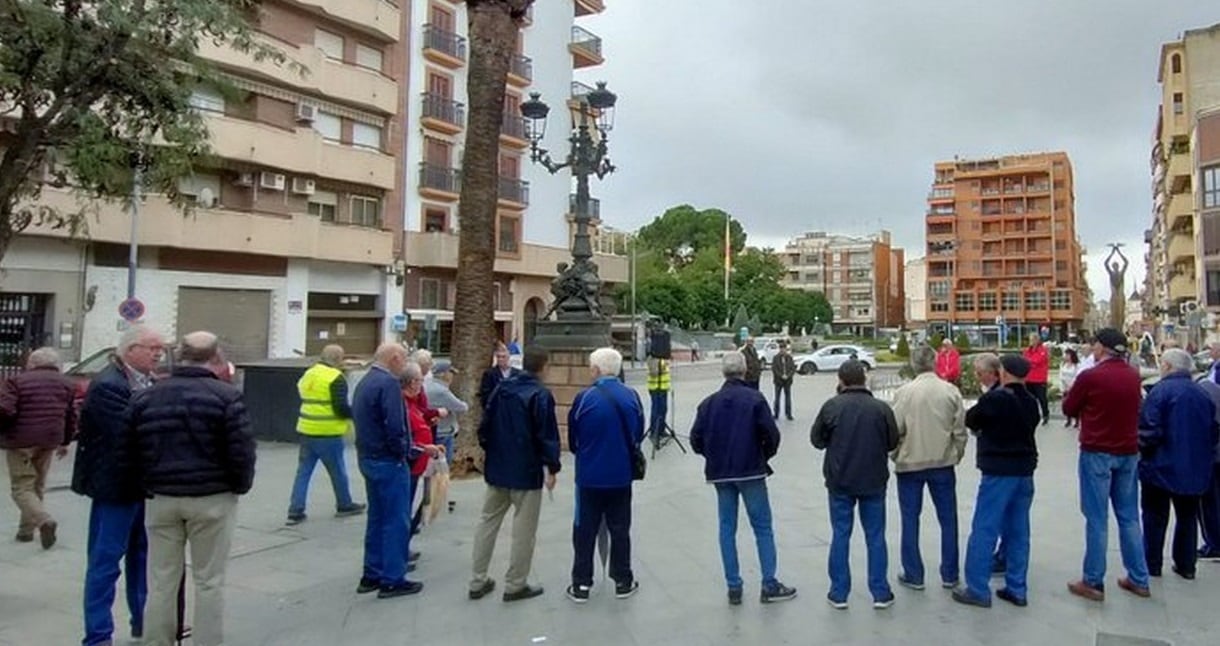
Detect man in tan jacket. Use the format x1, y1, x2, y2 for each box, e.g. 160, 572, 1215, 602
890, 344, 967, 591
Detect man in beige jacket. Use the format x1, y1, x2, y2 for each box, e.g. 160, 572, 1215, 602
890, 344, 967, 591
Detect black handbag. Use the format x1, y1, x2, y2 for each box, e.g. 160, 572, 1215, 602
594, 383, 646, 481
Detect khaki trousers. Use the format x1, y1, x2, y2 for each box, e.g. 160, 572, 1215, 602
145, 493, 238, 646
5, 447, 55, 536
470, 486, 542, 593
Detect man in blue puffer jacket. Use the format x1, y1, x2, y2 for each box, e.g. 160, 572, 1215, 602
1138, 348, 1219, 580
690, 351, 796, 606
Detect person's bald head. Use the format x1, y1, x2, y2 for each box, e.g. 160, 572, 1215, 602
178, 331, 225, 370
374, 343, 409, 376
320, 344, 345, 367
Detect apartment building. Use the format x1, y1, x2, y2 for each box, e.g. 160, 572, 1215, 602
1145, 24, 1220, 337
924, 152, 1087, 343
400, 0, 625, 350
780, 230, 905, 336
1, 0, 404, 366
904, 257, 927, 326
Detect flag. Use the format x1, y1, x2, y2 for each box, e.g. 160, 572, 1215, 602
723, 217, 731, 274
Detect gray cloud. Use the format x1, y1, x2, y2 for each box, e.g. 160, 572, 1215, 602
579, 0, 1219, 298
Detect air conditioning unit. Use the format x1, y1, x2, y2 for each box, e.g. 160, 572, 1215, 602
233, 172, 255, 187
291, 177, 316, 195
195, 187, 218, 208
260, 172, 286, 191
295, 102, 316, 123
1184, 300, 1200, 313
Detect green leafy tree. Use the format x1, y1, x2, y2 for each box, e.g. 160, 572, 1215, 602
0, 0, 294, 263
896, 334, 911, 358
930, 332, 945, 349
954, 332, 971, 351
636, 204, 745, 269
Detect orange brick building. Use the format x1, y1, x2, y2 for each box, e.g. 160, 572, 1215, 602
925, 152, 1088, 343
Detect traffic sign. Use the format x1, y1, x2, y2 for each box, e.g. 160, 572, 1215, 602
118, 297, 145, 322
390, 313, 409, 332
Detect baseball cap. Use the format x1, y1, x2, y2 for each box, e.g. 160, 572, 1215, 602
432, 361, 458, 375
999, 354, 1031, 379
1091, 328, 1128, 354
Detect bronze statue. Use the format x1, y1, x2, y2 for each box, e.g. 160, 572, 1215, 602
1105, 244, 1128, 329
544, 259, 603, 320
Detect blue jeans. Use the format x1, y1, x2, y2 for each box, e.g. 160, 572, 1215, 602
828, 492, 892, 602
1079, 451, 1149, 588
359, 458, 412, 586
963, 475, 1034, 601
288, 435, 355, 515
83, 500, 147, 645
649, 390, 668, 441
896, 467, 959, 585
714, 479, 778, 591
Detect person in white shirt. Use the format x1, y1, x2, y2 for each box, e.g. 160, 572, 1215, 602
1060, 348, 1081, 428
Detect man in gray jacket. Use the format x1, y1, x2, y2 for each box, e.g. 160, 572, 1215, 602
424, 361, 468, 466
889, 344, 967, 590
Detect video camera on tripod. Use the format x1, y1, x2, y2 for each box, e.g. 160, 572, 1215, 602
645, 327, 686, 457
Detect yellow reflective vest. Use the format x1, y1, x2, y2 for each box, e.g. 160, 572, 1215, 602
296, 363, 349, 436
646, 358, 671, 391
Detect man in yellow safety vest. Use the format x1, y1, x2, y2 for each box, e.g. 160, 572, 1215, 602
646, 355, 671, 445
286, 344, 365, 525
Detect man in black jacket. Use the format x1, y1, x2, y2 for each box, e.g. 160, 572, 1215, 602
75, 325, 164, 646
741, 337, 762, 391
953, 354, 1039, 609
812, 360, 899, 610
478, 343, 521, 408
128, 331, 256, 646
771, 341, 796, 421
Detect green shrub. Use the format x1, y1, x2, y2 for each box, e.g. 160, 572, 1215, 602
957, 354, 983, 397
954, 332, 971, 351
896, 334, 911, 358
930, 332, 945, 349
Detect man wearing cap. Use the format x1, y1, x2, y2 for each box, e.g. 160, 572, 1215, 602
1061, 328, 1151, 601
424, 361, 468, 469
935, 339, 961, 384
953, 354, 1039, 608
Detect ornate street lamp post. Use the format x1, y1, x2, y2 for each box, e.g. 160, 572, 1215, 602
520, 82, 617, 347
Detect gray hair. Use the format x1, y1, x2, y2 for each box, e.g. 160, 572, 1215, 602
722, 351, 747, 378
27, 347, 61, 370
410, 348, 433, 371
589, 347, 622, 377
1161, 348, 1194, 373
118, 324, 160, 356
178, 331, 222, 366
402, 361, 424, 382
320, 344, 345, 367
910, 344, 936, 374
973, 352, 1001, 376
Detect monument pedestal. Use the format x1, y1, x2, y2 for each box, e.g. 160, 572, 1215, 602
533, 318, 611, 449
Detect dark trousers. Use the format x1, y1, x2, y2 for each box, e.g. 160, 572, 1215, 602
1026, 382, 1049, 421
648, 390, 668, 441
571, 486, 633, 587
1141, 481, 1200, 575
1201, 464, 1220, 554
772, 380, 792, 419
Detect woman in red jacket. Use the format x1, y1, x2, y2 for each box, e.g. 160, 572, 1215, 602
402, 366, 444, 543
1022, 333, 1051, 426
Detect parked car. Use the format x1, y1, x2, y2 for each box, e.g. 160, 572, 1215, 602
792, 344, 874, 374
66, 346, 234, 399
757, 337, 790, 368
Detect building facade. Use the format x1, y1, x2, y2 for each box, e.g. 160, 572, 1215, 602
780, 230, 905, 336
904, 257, 927, 327
924, 152, 1087, 344
399, 0, 625, 351
1, 0, 405, 365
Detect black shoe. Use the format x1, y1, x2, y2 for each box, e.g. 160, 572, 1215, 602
566, 584, 591, 604
760, 582, 797, 603
1042, 417, 1049, 426
448, 501, 456, 513
14, 532, 33, 543
1149, 568, 1163, 577
951, 588, 991, 608
503, 585, 544, 602
615, 580, 640, 599
995, 588, 1027, 607
786, 416, 794, 421
1199, 549, 1220, 562
897, 573, 925, 590
873, 594, 896, 609
336, 503, 366, 518
378, 580, 424, 599
1172, 565, 1196, 580
469, 579, 496, 600
409, 550, 421, 563
357, 577, 380, 594
38, 520, 57, 550
285, 513, 306, 526
131, 625, 143, 639
728, 588, 743, 606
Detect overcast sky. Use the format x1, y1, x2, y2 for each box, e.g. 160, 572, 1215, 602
579, 0, 1220, 301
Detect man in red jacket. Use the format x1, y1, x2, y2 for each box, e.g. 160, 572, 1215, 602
935, 340, 961, 384
1061, 328, 1151, 602
1023, 333, 1051, 426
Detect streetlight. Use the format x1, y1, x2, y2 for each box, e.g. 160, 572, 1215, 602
520, 83, 616, 321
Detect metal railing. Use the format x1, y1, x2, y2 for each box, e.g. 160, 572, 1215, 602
501, 114, 529, 140
571, 26, 603, 58
421, 93, 465, 127
570, 193, 600, 218
422, 24, 467, 61
420, 162, 460, 193
498, 177, 530, 205
510, 54, 533, 81
571, 81, 596, 98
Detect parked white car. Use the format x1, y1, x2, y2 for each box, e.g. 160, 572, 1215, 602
757, 337, 789, 368
792, 344, 875, 374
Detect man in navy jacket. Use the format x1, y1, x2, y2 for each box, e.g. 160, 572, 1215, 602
1138, 348, 1219, 579
565, 348, 645, 603
691, 351, 795, 606
469, 346, 561, 603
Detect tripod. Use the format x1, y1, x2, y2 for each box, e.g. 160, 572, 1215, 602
649, 387, 686, 458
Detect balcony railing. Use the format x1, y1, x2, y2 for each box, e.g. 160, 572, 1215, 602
570, 193, 601, 219
509, 54, 533, 82
571, 81, 596, 99
422, 24, 467, 62
420, 162, 460, 194
501, 114, 529, 141
498, 176, 530, 205
421, 93, 465, 128
571, 26, 603, 58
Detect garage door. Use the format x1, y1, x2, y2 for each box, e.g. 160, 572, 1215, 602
306, 317, 378, 357
176, 287, 271, 363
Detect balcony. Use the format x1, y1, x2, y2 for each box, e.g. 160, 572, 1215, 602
419, 162, 460, 201
508, 55, 533, 87
1169, 230, 1197, 263
207, 115, 395, 190
575, 0, 606, 16
498, 177, 530, 208
1168, 193, 1193, 229
1169, 271, 1196, 301
1169, 150, 1192, 194
422, 24, 467, 68
500, 114, 529, 148
420, 93, 465, 134
571, 81, 596, 99
404, 231, 628, 282
295, 0, 400, 41
570, 26, 604, 68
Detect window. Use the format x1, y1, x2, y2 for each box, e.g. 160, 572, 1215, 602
803, 254, 819, 264
498, 215, 519, 254
430, 4, 456, 32
355, 44, 384, 72
929, 280, 950, 298
803, 272, 820, 283
1055, 260, 1068, 271
421, 278, 443, 309
978, 292, 997, 310
424, 208, 447, 232
352, 122, 382, 151
1173, 92, 1184, 115
1172, 53, 1182, 74
1205, 166, 1220, 209
492, 281, 503, 311
1002, 292, 1020, 311
314, 112, 341, 141
424, 137, 452, 166
1051, 290, 1072, 310
350, 196, 381, 227
954, 293, 974, 311
188, 88, 225, 113
309, 190, 338, 222
315, 29, 344, 60
1207, 268, 1220, 307
499, 154, 520, 179
930, 302, 950, 313
1055, 239, 1067, 250
177, 173, 221, 205
427, 72, 453, 98
1024, 291, 1047, 310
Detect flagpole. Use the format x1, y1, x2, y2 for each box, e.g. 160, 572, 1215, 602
723, 214, 731, 326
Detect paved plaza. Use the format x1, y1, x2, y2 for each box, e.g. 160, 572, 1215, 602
0, 363, 1214, 645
